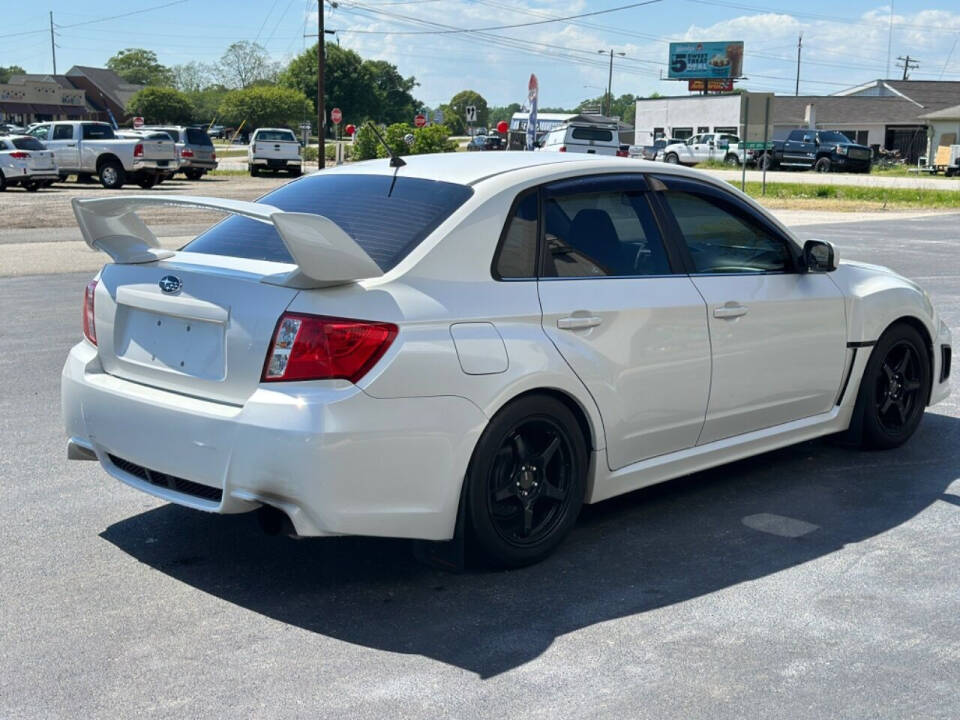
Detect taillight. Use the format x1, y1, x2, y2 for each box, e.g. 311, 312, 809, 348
262, 313, 397, 383
180, 148, 194, 158
133, 143, 144, 158
616, 149, 629, 157
558, 146, 567, 152
82, 280, 97, 345
211, 151, 217, 160
252, 144, 258, 154
9, 151, 30, 159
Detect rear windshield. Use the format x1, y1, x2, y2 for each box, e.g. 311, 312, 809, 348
183, 174, 475, 272
12, 136, 45, 150
571, 127, 613, 142
82, 124, 116, 140
255, 130, 296, 142
155, 129, 180, 142
186, 127, 213, 146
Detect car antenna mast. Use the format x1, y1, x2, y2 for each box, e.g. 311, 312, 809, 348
365, 121, 406, 168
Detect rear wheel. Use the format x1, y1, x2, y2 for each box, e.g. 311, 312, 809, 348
664, 152, 679, 164
184, 168, 204, 180
855, 323, 931, 450
99, 161, 125, 189
136, 173, 158, 189
23, 181, 39, 192
758, 153, 775, 171
0, 170, 6, 192
724, 153, 740, 167
466, 395, 587, 568
814, 157, 832, 173
249, 165, 259, 177
289, 167, 302, 177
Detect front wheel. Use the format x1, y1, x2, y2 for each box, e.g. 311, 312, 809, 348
664, 152, 679, 164
854, 323, 931, 450
289, 167, 302, 177
814, 157, 832, 173
0, 170, 6, 192
249, 165, 259, 177
466, 395, 587, 568
724, 153, 740, 167
23, 181, 40, 192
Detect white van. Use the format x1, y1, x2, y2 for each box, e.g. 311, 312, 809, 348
538, 123, 625, 156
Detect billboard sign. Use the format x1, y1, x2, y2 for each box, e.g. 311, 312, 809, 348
668, 41, 743, 79
688, 78, 734, 92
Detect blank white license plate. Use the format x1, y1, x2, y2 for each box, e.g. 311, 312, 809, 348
115, 308, 225, 380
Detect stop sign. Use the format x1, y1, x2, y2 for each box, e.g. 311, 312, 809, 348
330, 107, 342, 125
414, 114, 426, 128
345, 124, 356, 136
132, 116, 144, 129
496, 121, 509, 134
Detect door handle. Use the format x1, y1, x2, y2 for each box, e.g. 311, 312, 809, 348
714, 303, 748, 319
557, 315, 603, 330
67, 143, 76, 147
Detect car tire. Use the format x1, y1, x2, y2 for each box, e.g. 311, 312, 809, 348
76, 173, 94, 184
465, 395, 587, 568
814, 157, 832, 173
758, 153, 775, 171
41, 180, 55, 187
23, 181, 40, 192
184, 169, 204, 180
136, 174, 158, 189
289, 167, 302, 178
724, 153, 740, 167
98, 161, 125, 189
853, 323, 931, 450
249, 165, 259, 177
664, 152, 679, 164
0, 170, 6, 192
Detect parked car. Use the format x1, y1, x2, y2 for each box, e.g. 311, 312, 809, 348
142, 125, 218, 180
636, 137, 684, 160
116, 130, 181, 183
467, 135, 505, 151
538, 122, 621, 155
758, 129, 872, 173
0, 122, 26, 135
27, 121, 176, 189
62, 153, 951, 568
248, 127, 302, 176
207, 124, 226, 139
661, 133, 741, 166
0, 134, 58, 191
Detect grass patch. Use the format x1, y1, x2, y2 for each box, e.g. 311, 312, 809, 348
733, 181, 960, 210
207, 169, 251, 177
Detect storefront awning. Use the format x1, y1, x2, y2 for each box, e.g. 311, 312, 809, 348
0, 101, 36, 114
30, 103, 65, 114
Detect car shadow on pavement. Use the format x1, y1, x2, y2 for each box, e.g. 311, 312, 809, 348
101, 412, 959, 678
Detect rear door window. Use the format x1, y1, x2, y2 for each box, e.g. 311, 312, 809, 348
186, 128, 213, 145
493, 192, 538, 279
53, 124, 74, 140
82, 124, 115, 139
184, 174, 474, 272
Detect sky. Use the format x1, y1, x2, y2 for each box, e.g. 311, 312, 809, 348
3, 0, 960, 110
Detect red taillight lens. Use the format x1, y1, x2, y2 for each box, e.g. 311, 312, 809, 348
616, 149, 629, 157
180, 148, 194, 158
558, 146, 567, 152
9, 151, 30, 159
211, 151, 217, 160
82, 280, 97, 345
133, 143, 144, 158
262, 313, 397, 383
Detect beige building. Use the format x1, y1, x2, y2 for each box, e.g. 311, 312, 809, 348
0, 74, 88, 125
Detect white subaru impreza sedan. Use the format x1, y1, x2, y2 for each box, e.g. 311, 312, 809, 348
62, 152, 952, 567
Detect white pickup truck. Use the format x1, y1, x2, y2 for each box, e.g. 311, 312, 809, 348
26, 121, 177, 189
248, 128, 302, 177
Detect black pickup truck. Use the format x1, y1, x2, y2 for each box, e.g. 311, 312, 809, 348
758, 129, 872, 173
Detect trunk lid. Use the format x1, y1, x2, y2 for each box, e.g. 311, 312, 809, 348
138, 138, 177, 164
28, 149, 56, 171
254, 140, 299, 160
95, 253, 299, 405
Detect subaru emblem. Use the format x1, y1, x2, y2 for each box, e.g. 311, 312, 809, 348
159, 275, 182, 294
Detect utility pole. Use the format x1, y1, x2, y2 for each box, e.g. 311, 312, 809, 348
885, 0, 894, 78
598, 48, 625, 117
49, 12, 57, 74
317, 0, 325, 169
897, 55, 919, 80
795, 32, 802, 96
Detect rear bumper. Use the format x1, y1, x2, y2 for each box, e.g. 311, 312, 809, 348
131, 159, 177, 172
250, 157, 302, 167
179, 159, 218, 171
62, 341, 486, 540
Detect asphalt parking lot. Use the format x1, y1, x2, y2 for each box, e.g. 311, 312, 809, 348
1, 210, 958, 718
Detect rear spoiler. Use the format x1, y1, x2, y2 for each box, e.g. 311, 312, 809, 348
71, 195, 383, 289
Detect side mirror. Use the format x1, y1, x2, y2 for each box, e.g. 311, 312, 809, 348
803, 239, 838, 272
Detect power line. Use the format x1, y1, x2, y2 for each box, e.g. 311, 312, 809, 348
56, 0, 189, 29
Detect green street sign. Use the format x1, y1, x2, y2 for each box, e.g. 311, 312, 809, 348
743, 141, 773, 150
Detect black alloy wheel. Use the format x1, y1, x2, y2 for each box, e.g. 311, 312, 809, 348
466, 395, 586, 568
856, 323, 931, 449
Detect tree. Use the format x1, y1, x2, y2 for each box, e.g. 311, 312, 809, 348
187, 85, 229, 123
437, 104, 465, 135
488, 103, 521, 128
126, 87, 195, 123
216, 41, 278, 89
351, 123, 380, 161
217, 85, 312, 129
411, 124, 456, 154
448, 90, 488, 130
0, 65, 26, 84
171, 62, 213, 93
107, 49, 173, 86
364, 59, 419, 125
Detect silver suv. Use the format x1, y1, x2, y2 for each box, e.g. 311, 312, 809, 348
142, 125, 217, 180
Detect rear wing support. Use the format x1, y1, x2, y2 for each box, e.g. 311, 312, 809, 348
71, 195, 383, 289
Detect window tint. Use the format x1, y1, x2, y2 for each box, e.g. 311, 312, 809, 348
542, 190, 670, 278
82, 124, 115, 140
186, 128, 213, 146
154, 128, 179, 141
0, 140, 8, 150
53, 124, 73, 140
184, 174, 473, 271
30, 125, 49, 140
12, 137, 45, 151
494, 192, 538, 278
662, 191, 791, 273
570, 127, 613, 142
255, 130, 296, 142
